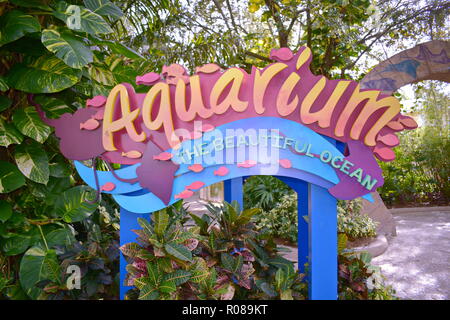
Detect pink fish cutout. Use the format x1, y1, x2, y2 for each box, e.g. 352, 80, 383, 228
373, 146, 396, 161
201, 123, 215, 132
279, 159, 292, 169
80, 118, 100, 130
101, 182, 116, 192
270, 48, 294, 61
153, 152, 173, 161
186, 181, 205, 190
214, 166, 229, 176
237, 160, 257, 168
121, 150, 143, 159
86, 96, 106, 108
166, 75, 190, 85
175, 189, 194, 199
377, 133, 399, 146
399, 117, 418, 129
162, 64, 187, 77
188, 164, 204, 173
91, 109, 104, 120
136, 72, 160, 85
386, 121, 404, 130
196, 63, 221, 74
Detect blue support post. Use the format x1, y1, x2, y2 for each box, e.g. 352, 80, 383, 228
295, 181, 309, 274
308, 183, 337, 300
224, 177, 244, 209
276, 176, 309, 274
120, 207, 149, 300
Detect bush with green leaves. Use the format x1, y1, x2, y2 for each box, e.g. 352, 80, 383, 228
254, 192, 298, 243
121, 201, 396, 300
338, 234, 396, 300
243, 176, 291, 211
120, 201, 307, 300
0, 0, 151, 300
253, 195, 377, 243
337, 199, 378, 241
1, 201, 120, 300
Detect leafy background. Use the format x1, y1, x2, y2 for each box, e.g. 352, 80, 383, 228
0, 0, 448, 299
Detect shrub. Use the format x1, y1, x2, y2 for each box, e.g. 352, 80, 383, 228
243, 176, 291, 211
120, 201, 306, 300
338, 234, 396, 300
254, 192, 298, 243
253, 195, 377, 243
121, 201, 396, 300
337, 199, 378, 241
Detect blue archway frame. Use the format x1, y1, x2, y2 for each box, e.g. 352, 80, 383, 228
119, 139, 347, 300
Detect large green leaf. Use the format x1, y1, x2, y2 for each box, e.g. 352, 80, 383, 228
45, 227, 76, 248
221, 253, 243, 274
34, 96, 74, 119
146, 262, 162, 286
19, 247, 61, 299
162, 270, 191, 286
55, 186, 97, 222
0, 10, 41, 46
137, 217, 154, 237
236, 208, 260, 225
138, 284, 159, 300
0, 161, 25, 193
159, 280, 176, 293
0, 118, 24, 147
1, 234, 31, 255
91, 39, 144, 59
0, 76, 9, 91
48, 156, 72, 178
152, 210, 169, 237
164, 242, 193, 262
14, 141, 49, 184
0, 96, 12, 112
41, 29, 93, 69
10, 0, 52, 11
0, 200, 12, 223
12, 107, 52, 143
54, 2, 113, 35
7, 55, 82, 93
83, 0, 123, 21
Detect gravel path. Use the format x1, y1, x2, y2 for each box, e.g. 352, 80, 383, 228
372, 209, 450, 300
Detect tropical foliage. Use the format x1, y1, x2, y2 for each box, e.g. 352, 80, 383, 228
0, 0, 448, 300
0, 0, 133, 300
380, 82, 450, 207
337, 198, 377, 241
254, 192, 299, 243
121, 201, 396, 300
121, 201, 307, 300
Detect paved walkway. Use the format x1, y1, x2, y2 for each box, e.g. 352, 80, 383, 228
372, 209, 450, 300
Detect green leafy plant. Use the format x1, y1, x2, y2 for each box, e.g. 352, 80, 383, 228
337, 199, 378, 241
120, 201, 306, 300
0, 0, 143, 300
254, 192, 298, 243
338, 234, 397, 300
244, 176, 291, 211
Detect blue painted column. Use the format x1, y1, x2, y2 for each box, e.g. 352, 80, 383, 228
294, 180, 309, 274
224, 177, 244, 209
308, 183, 337, 300
119, 207, 149, 300
276, 176, 309, 274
